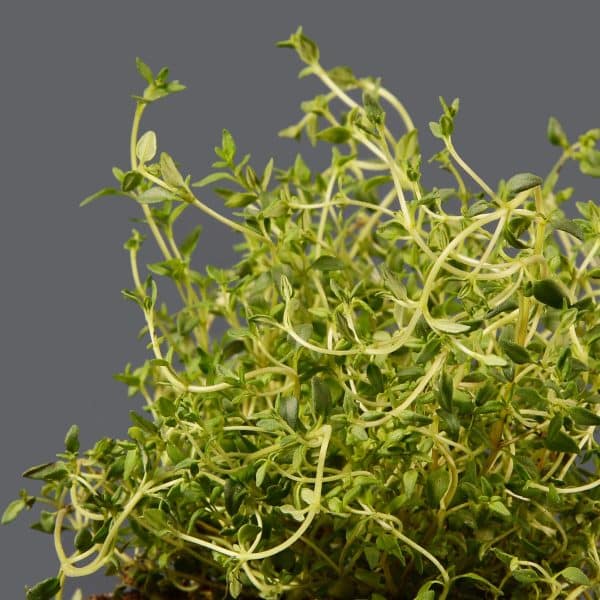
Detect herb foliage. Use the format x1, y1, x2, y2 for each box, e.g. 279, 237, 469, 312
4, 27, 600, 600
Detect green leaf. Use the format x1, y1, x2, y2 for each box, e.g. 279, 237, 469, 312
367, 363, 384, 394
452, 572, 501, 595
142, 508, 171, 534
316, 126, 351, 144
486, 299, 518, 319
532, 278, 569, 309
180, 225, 202, 259
363, 92, 384, 126
561, 566, 590, 585
64, 424, 80, 454
545, 416, 580, 453
429, 121, 443, 139
1, 498, 26, 525
439, 372, 453, 410
279, 396, 299, 430
416, 337, 442, 365
327, 65, 357, 88
26, 577, 61, 600
569, 406, 600, 427
74, 527, 93, 552
499, 339, 531, 364
137, 186, 177, 204
23, 462, 68, 482
80, 187, 120, 207
136, 130, 157, 164
135, 57, 154, 85
429, 318, 471, 334
311, 376, 331, 418
160, 152, 185, 187
512, 568, 539, 584
224, 192, 258, 208
191, 172, 236, 188
506, 172, 543, 199
121, 170, 143, 192
220, 129, 237, 164
547, 116, 568, 147
551, 217, 584, 241
123, 448, 140, 480
488, 499, 511, 518
310, 255, 345, 272
279, 27, 320, 64
426, 467, 450, 508
403, 470, 418, 498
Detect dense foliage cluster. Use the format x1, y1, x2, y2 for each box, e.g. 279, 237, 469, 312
5, 28, 600, 600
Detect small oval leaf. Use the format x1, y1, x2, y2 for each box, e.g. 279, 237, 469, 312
506, 172, 543, 198
532, 279, 569, 309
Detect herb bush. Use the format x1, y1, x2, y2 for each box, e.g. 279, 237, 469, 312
4, 27, 600, 600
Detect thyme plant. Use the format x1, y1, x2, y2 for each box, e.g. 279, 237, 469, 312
4, 28, 600, 600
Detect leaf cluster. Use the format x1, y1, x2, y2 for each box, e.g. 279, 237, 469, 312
5, 30, 600, 600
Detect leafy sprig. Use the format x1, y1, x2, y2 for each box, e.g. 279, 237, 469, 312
5, 28, 600, 600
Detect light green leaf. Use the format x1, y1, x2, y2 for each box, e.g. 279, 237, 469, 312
561, 566, 590, 585
1, 498, 26, 525
136, 130, 157, 164
310, 255, 345, 272
160, 152, 185, 187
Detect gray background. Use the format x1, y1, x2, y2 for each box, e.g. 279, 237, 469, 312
1, 2, 598, 597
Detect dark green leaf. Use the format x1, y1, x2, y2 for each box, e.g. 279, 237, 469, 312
440, 114, 454, 137
311, 376, 331, 418
547, 116, 568, 147
569, 406, 600, 427
64, 424, 80, 453
121, 170, 143, 192
532, 279, 569, 309
310, 255, 345, 272
485, 299, 518, 319
499, 339, 531, 364
416, 337, 442, 365
439, 372, 453, 410
466, 199, 492, 218
545, 416, 579, 453
316, 126, 351, 144
279, 396, 299, 430
74, 527, 93, 552
26, 577, 61, 600
367, 363, 384, 394
506, 173, 543, 199
180, 225, 202, 259
23, 462, 68, 482
552, 217, 584, 241
224, 479, 245, 516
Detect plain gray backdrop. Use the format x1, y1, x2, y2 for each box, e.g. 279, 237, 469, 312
1, 2, 598, 597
